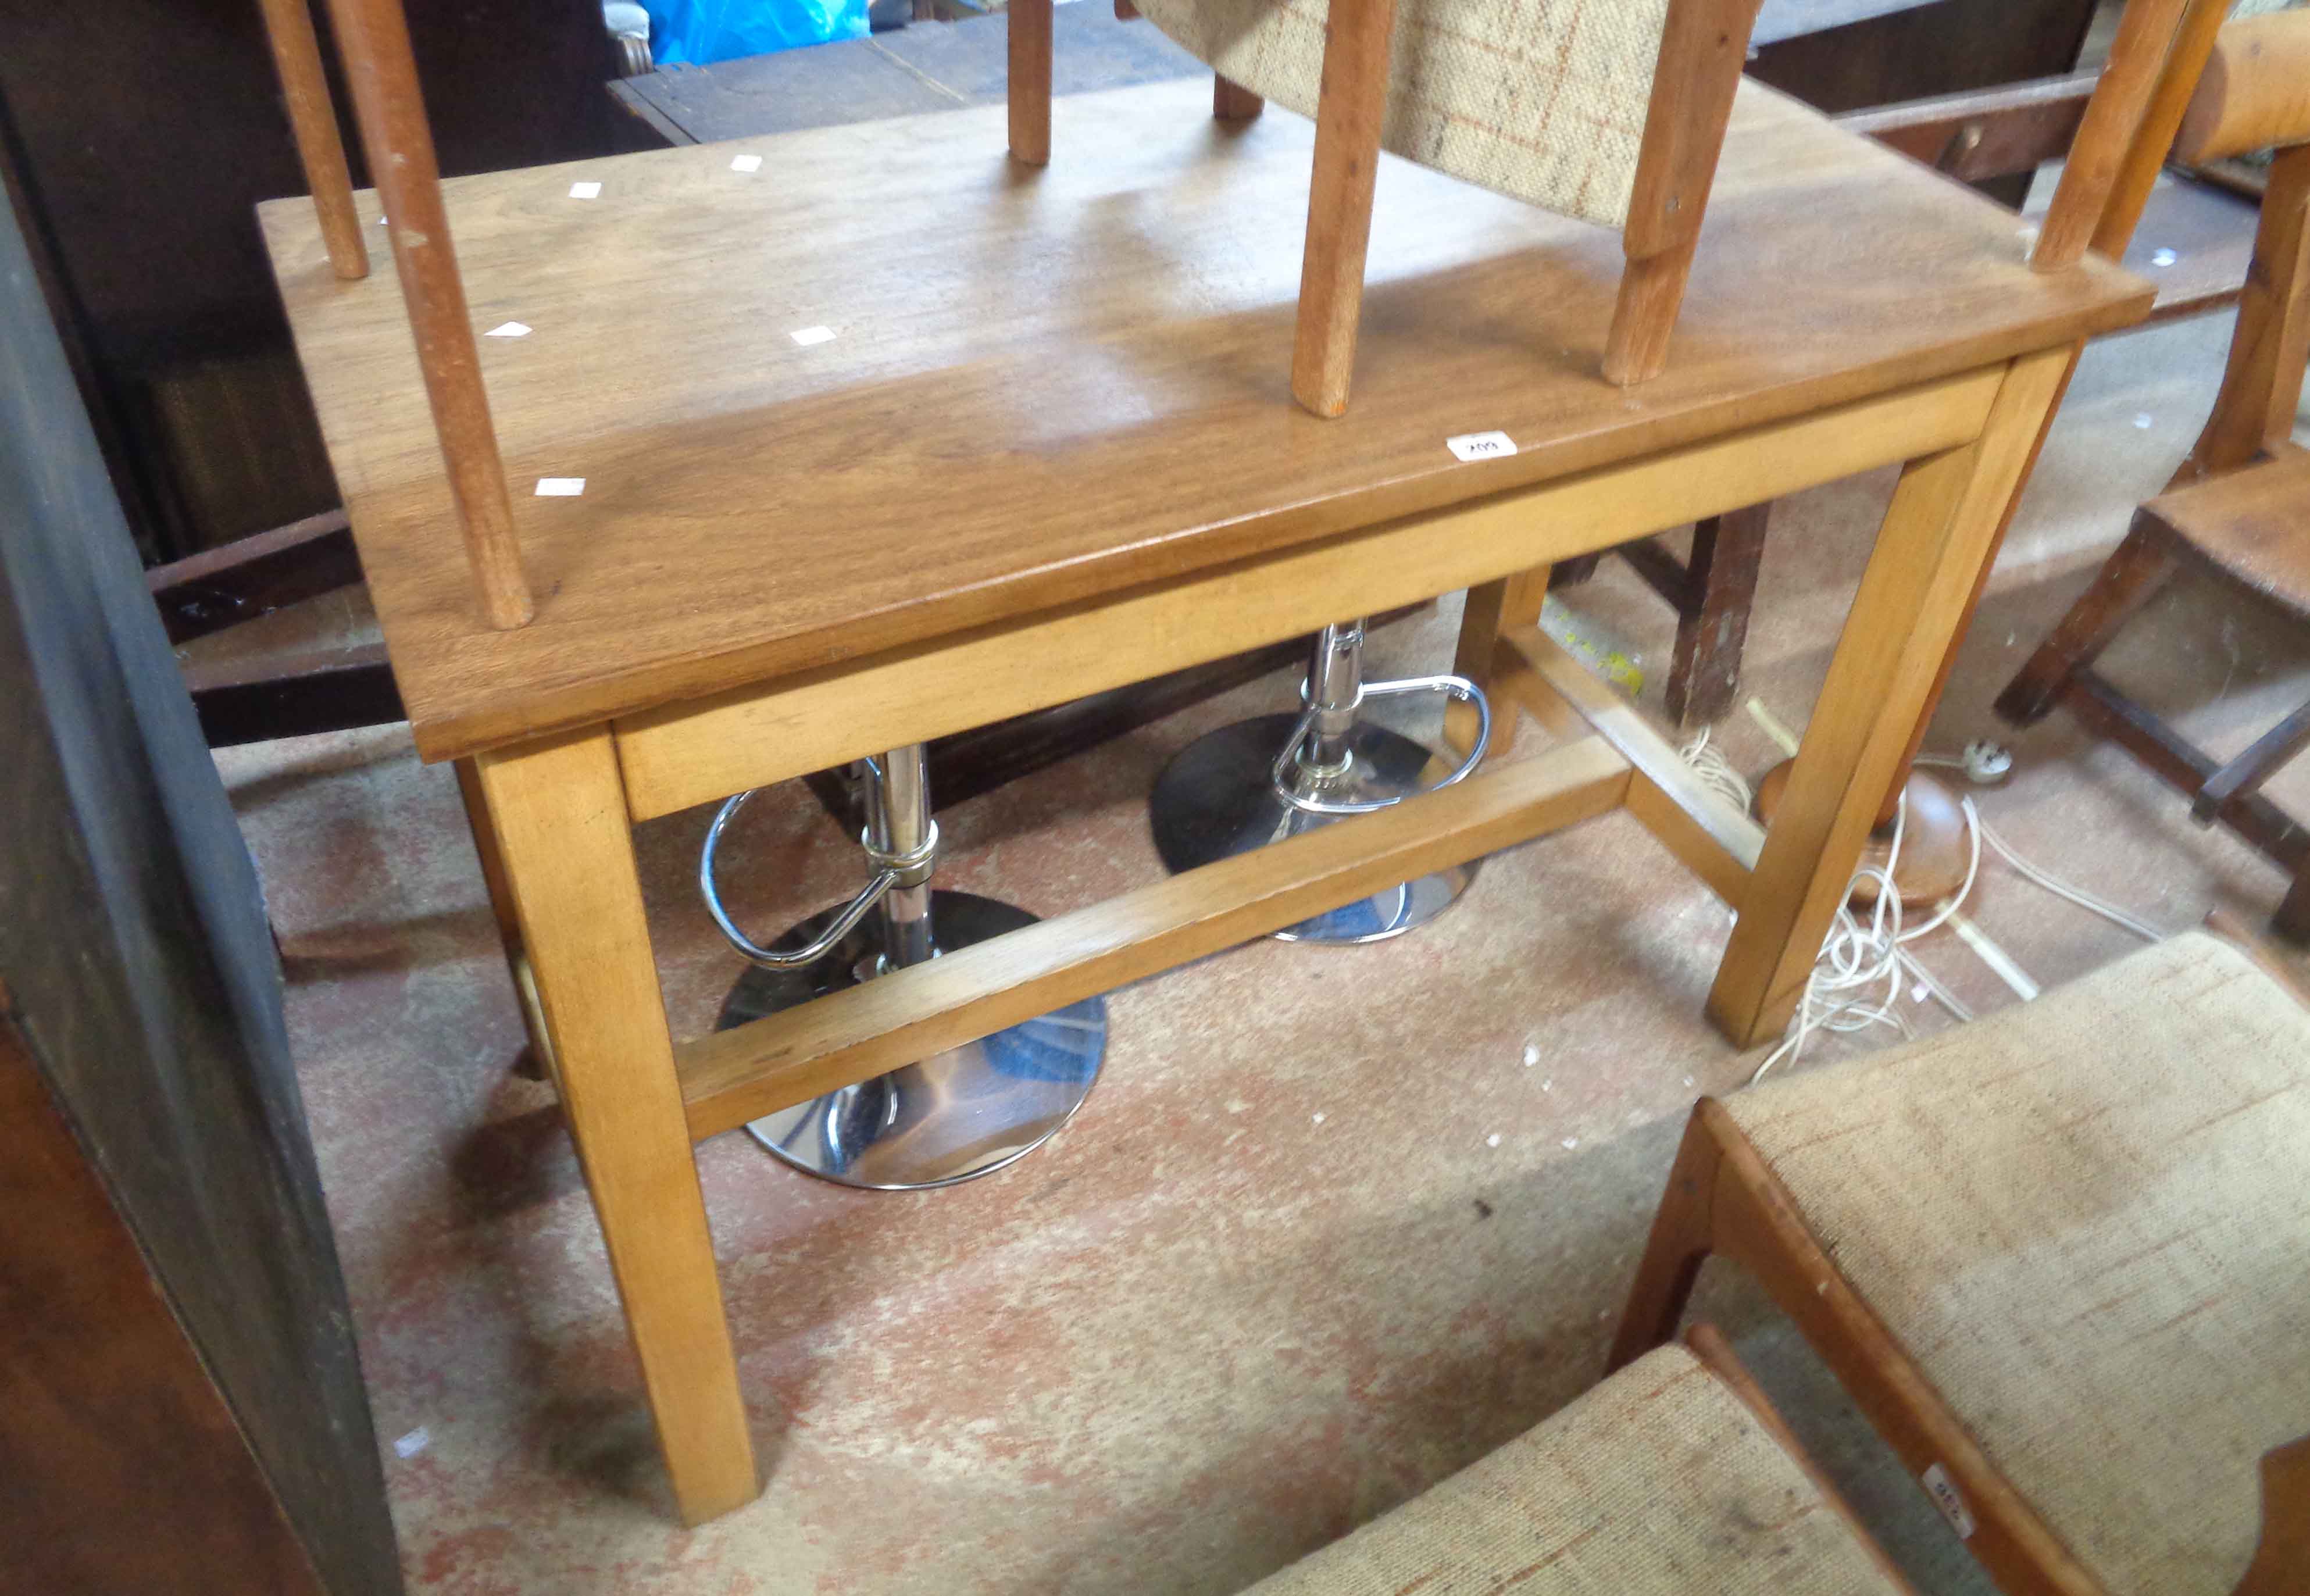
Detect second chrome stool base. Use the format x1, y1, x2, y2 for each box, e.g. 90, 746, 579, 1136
1149, 711, 1479, 943
1148, 619, 1488, 944
716, 890, 1105, 1190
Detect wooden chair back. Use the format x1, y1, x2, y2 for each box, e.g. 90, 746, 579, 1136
2168, 8, 2310, 483
243, 0, 2214, 620
1013, 0, 2205, 415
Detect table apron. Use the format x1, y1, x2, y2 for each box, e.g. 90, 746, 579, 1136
612, 363, 2005, 821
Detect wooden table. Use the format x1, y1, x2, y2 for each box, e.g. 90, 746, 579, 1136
261, 74, 2148, 1527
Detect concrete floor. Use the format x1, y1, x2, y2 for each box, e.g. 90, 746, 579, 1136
214, 292, 2310, 1593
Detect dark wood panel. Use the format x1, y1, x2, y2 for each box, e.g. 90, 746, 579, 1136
0, 185, 400, 1595
0, 0, 629, 556
186, 642, 405, 747
0, 1008, 327, 1596
1749, 0, 2100, 206
149, 508, 360, 643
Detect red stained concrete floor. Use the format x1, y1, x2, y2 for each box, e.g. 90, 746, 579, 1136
208, 299, 2310, 1594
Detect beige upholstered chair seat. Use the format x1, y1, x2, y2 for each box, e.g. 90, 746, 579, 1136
1728, 931, 2310, 1594
1129, 0, 1672, 228
1238, 1344, 1909, 1594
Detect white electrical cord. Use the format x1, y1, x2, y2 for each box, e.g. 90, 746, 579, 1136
1749, 791, 1988, 1085
1678, 734, 2166, 1087
1678, 727, 1752, 812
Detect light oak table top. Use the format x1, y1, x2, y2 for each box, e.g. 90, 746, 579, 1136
262, 75, 2148, 763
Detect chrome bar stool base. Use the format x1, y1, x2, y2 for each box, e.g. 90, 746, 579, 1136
715, 891, 1106, 1189
1149, 713, 1477, 942
699, 742, 1106, 1191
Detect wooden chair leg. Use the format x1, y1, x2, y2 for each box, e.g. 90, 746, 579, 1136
1289, 0, 1397, 417
473, 731, 759, 1526
1550, 553, 1604, 587
2237, 1436, 2310, 1596
1993, 515, 2178, 727
1602, 241, 1698, 388
2031, 0, 2194, 272
1447, 566, 1551, 758
1606, 1104, 1725, 1373
320, 0, 530, 630
1665, 502, 1769, 730
255, 0, 367, 281
2275, 870, 2310, 947
1213, 74, 1263, 122
1008, 0, 1054, 166
1700, 1103, 2102, 1596
1709, 349, 2071, 1047
1602, 0, 1761, 386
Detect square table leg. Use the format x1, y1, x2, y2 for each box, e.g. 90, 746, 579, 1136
473, 729, 760, 1526
1448, 566, 1555, 759
1706, 347, 2073, 1048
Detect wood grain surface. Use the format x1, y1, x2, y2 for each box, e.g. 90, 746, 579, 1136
262, 77, 2148, 762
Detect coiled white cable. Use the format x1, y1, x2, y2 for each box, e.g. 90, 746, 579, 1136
1719, 745, 2162, 1087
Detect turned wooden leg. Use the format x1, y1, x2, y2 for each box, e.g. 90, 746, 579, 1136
1603, 241, 1698, 388
1008, 0, 1054, 166
474, 730, 758, 1526
1606, 1104, 1725, 1372
1709, 349, 2072, 1047
1448, 566, 1552, 758
254, 0, 367, 280
1665, 502, 1770, 730
1290, 0, 1397, 417
1994, 516, 2179, 727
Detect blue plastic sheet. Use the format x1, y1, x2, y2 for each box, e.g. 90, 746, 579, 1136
645, 0, 867, 65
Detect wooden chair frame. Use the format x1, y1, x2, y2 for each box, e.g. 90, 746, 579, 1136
1012, 0, 1771, 412
1472, 0, 2222, 738
1996, 10, 2310, 938
1608, 916, 2310, 1596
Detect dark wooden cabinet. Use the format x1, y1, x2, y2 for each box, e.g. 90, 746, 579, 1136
0, 171, 399, 1594
0, 0, 630, 560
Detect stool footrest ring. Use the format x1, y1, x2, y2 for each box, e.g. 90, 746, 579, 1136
1270, 673, 1491, 816
700, 788, 931, 969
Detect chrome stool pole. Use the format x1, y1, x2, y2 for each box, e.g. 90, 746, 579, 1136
1149, 620, 1491, 942
701, 744, 1106, 1189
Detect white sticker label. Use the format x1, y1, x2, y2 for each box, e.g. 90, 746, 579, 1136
534, 477, 586, 497
568, 180, 602, 199
790, 326, 837, 347
1446, 430, 1516, 463
730, 153, 763, 173
393, 1426, 431, 1458
1922, 1463, 1977, 1540
485, 321, 531, 339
